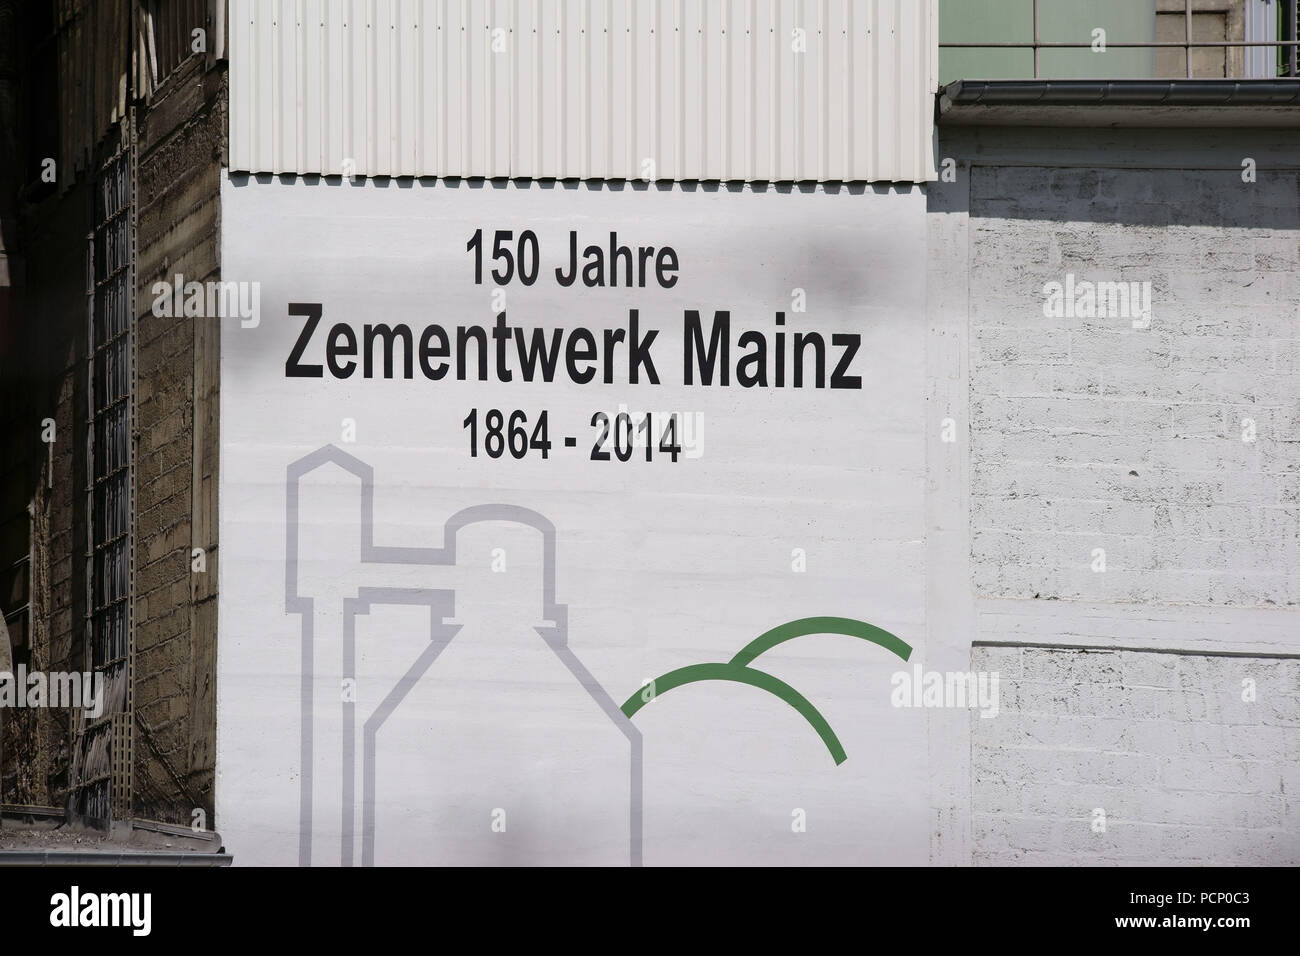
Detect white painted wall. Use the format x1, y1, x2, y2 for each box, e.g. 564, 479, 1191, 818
933, 127, 1300, 866
212, 125, 1300, 867
215, 174, 932, 865
973, 645, 1300, 865
968, 164, 1300, 610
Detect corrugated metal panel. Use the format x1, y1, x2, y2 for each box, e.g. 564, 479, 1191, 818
228, 0, 937, 182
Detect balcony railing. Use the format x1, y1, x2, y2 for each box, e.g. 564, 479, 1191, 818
941, 0, 1300, 81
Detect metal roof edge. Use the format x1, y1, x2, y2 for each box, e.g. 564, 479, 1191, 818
938, 79, 1300, 127
0, 850, 233, 866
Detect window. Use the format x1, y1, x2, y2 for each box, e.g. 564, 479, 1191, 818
141, 0, 210, 93
72, 146, 134, 821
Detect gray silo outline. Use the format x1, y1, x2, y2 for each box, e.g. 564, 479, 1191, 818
286, 444, 643, 867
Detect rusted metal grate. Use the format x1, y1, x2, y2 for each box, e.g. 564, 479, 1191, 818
72, 141, 135, 823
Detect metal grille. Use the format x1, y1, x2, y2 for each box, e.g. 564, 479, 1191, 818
73, 146, 135, 822
92, 153, 131, 673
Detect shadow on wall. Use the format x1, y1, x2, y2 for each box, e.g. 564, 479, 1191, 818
228, 170, 917, 198
930, 128, 1300, 230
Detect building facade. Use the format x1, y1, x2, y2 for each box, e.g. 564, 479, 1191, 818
0, 0, 1296, 865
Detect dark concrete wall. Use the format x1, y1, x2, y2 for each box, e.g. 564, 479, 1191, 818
0, 3, 224, 826
0, 172, 91, 808
132, 54, 225, 825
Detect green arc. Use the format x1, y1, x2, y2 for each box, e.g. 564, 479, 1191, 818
621, 662, 849, 765
731, 616, 912, 668
620, 617, 913, 765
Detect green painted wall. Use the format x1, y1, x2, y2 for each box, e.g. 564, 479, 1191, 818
940, 0, 1157, 84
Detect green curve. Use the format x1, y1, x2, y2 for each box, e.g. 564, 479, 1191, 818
620, 662, 847, 765
729, 616, 912, 668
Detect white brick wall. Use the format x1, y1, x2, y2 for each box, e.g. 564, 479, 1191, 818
928, 133, 1300, 866
967, 165, 1300, 608
971, 645, 1300, 866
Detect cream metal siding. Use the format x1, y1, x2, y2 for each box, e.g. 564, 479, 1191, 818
227, 0, 937, 182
